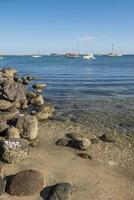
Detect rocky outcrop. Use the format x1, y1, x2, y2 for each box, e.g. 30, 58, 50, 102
7, 170, 44, 196
16, 115, 38, 141
0, 138, 29, 163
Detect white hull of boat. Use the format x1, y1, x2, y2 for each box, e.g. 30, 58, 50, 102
0, 57, 4, 60
83, 54, 95, 60
32, 55, 42, 58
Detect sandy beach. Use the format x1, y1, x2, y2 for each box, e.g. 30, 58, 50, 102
1, 118, 134, 200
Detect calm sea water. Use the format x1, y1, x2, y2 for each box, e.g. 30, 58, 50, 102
0, 55, 134, 134
0, 55, 134, 100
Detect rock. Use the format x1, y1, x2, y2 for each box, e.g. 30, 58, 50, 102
7, 169, 44, 196
22, 76, 30, 85
1, 79, 26, 103
48, 183, 72, 200
77, 153, 92, 159
0, 138, 29, 163
0, 121, 9, 133
56, 138, 69, 146
36, 103, 54, 120
75, 137, 91, 150
32, 83, 47, 90
1, 68, 17, 78
0, 106, 20, 121
0, 100, 12, 111
0, 177, 6, 196
30, 94, 44, 106
16, 115, 38, 141
6, 126, 20, 139
26, 91, 37, 99
98, 134, 115, 143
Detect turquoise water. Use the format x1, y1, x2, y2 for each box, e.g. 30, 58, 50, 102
0, 55, 134, 135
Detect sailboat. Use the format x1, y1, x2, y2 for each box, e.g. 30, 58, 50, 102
32, 50, 42, 58
107, 44, 122, 57
0, 56, 4, 60
83, 53, 95, 60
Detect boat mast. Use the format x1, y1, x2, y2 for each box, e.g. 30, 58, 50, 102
112, 44, 114, 54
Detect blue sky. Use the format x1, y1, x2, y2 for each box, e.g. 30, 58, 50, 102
0, 0, 134, 54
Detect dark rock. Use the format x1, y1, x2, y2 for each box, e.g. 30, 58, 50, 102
77, 153, 92, 159
98, 134, 115, 143
0, 177, 6, 196
56, 138, 69, 146
0, 138, 29, 163
16, 114, 38, 141
48, 183, 72, 200
68, 137, 91, 150
7, 169, 44, 196
0, 121, 9, 133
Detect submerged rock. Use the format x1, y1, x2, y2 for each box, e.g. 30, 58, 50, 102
36, 103, 54, 120
32, 83, 47, 90
0, 138, 29, 163
48, 183, 72, 200
16, 114, 38, 141
7, 169, 44, 196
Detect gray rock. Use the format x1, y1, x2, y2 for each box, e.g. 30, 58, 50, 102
30, 94, 44, 106
0, 138, 29, 163
0, 100, 12, 111
0, 106, 20, 121
0, 177, 6, 196
48, 183, 72, 200
7, 170, 44, 196
2, 79, 26, 103
36, 103, 54, 120
16, 115, 38, 141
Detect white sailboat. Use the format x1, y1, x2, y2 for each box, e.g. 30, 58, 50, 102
0, 56, 4, 60
83, 53, 95, 60
32, 50, 42, 58
107, 44, 122, 57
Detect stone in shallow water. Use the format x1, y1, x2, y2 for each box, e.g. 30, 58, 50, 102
48, 183, 72, 200
0, 138, 29, 163
7, 169, 44, 196
36, 103, 54, 120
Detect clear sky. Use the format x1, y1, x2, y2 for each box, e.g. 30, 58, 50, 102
0, 0, 134, 54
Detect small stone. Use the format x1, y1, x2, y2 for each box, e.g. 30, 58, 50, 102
0, 177, 6, 196
36, 103, 54, 120
56, 138, 69, 146
77, 153, 92, 159
16, 114, 38, 141
76, 138, 91, 150
0, 138, 29, 163
98, 134, 115, 143
48, 183, 72, 200
32, 83, 47, 90
0, 100, 12, 111
6, 126, 20, 139
7, 170, 44, 196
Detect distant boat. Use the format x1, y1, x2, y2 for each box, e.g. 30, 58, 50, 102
0, 56, 4, 60
107, 44, 122, 57
65, 53, 79, 58
83, 53, 95, 60
32, 55, 42, 58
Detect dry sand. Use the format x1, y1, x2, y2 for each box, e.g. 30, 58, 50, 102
1, 120, 134, 200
